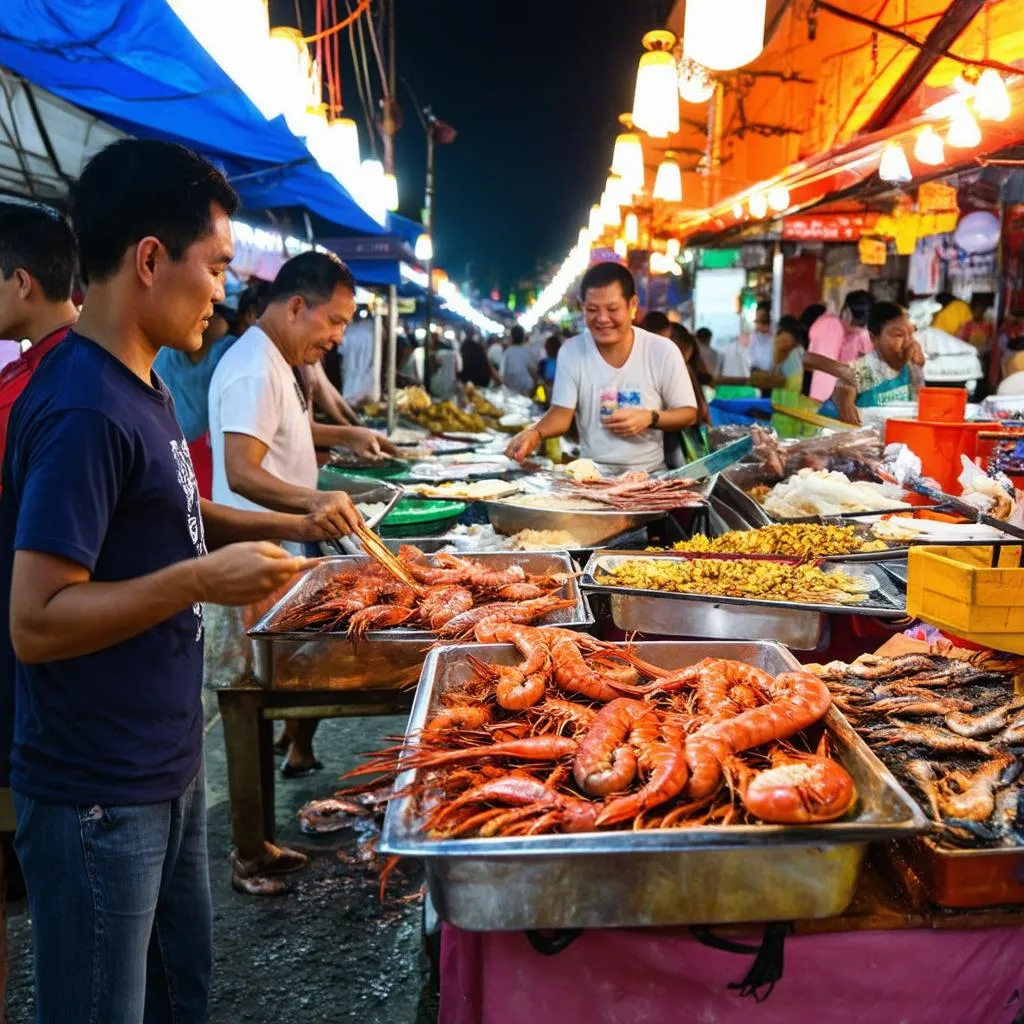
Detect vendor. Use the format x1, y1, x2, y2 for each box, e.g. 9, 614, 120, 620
807, 290, 874, 401
824, 301, 925, 425
506, 262, 697, 473
751, 315, 810, 393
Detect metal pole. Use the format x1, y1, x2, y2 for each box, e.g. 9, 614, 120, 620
422, 119, 435, 393
387, 284, 398, 432
371, 297, 383, 403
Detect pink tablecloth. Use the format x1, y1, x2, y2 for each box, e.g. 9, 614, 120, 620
440, 922, 1024, 1024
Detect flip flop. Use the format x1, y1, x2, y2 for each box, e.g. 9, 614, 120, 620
280, 758, 324, 779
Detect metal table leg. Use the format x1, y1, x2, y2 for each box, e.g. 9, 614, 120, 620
217, 687, 273, 858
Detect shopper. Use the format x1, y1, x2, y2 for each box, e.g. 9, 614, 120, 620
0, 201, 80, 468
748, 300, 775, 372
506, 262, 697, 473
807, 290, 873, 401
538, 333, 561, 397
501, 324, 538, 396
427, 332, 463, 400
1, 138, 358, 1024
226, 280, 269, 343
695, 326, 719, 377
341, 310, 377, 406
459, 329, 498, 388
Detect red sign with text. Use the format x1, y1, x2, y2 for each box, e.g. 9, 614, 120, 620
782, 213, 877, 242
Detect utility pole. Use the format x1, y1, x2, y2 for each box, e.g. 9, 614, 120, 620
384, 0, 399, 433
422, 107, 437, 395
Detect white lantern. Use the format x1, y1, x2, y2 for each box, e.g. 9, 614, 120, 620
631, 31, 680, 138
588, 204, 603, 236
383, 172, 399, 212
414, 233, 433, 262
601, 188, 621, 227
666, 237, 681, 258
578, 227, 592, 252
613, 238, 628, 258
607, 173, 632, 207
678, 58, 715, 104
624, 212, 639, 245
914, 126, 945, 166
683, 0, 766, 71
947, 103, 982, 148
327, 117, 361, 186
612, 118, 646, 194
653, 154, 683, 202
878, 141, 912, 183
732, 202, 744, 219
974, 69, 1011, 123
748, 193, 768, 218
767, 186, 790, 212
358, 158, 388, 224
267, 27, 320, 133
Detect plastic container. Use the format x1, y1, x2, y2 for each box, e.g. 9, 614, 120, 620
714, 384, 760, 400
379, 497, 465, 538
884, 419, 993, 493
917, 386, 968, 423
708, 397, 773, 428
906, 544, 1024, 655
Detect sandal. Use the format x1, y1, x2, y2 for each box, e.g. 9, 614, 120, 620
230, 842, 308, 897
231, 872, 287, 897
281, 758, 323, 779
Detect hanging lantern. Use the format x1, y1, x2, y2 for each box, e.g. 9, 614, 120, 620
601, 188, 621, 227
666, 237, 681, 258
748, 193, 768, 218
974, 69, 1011, 122
382, 172, 399, 212
267, 27, 320, 134
683, 0, 766, 71
611, 114, 646, 193
607, 172, 632, 207
577, 227, 592, 252
326, 117, 361, 185
878, 141, 912, 183
624, 212, 639, 245
767, 185, 790, 212
588, 204, 603, 236
678, 57, 715, 104
414, 233, 433, 262
613, 238, 628, 258
914, 126, 945, 167
631, 30, 680, 138
947, 103, 982, 148
653, 153, 683, 202
358, 158, 388, 224
732, 202, 744, 219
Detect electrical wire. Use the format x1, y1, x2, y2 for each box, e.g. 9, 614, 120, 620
302, 0, 371, 43
364, 0, 390, 100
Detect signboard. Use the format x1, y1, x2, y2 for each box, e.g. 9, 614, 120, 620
917, 182, 958, 215
858, 237, 887, 266
782, 213, 877, 242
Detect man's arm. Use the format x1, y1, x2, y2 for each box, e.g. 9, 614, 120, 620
803, 352, 855, 385
199, 499, 350, 549
310, 422, 399, 457
311, 366, 360, 425
505, 405, 575, 461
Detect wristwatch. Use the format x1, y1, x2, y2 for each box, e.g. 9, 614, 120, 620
649, 409, 661, 429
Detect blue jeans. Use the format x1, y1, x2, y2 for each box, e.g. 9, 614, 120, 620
13, 768, 211, 1024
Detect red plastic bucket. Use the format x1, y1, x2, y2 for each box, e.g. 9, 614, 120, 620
884, 419, 993, 493
917, 386, 967, 423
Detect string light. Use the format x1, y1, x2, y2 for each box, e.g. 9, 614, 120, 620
947, 102, 982, 148
767, 186, 790, 212
914, 126, 945, 166
732, 202, 744, 219
973, 69, 1011, 122
749, 193, 768, 218
878, 141, 912, 183
631, 31, 680, 138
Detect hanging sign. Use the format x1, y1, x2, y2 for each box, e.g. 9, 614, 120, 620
918, 182, 958, 215
782, 213, 877, 242
858, 238, 887, 266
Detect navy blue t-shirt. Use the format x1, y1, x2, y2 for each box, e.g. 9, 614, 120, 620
0, 332, 207, 804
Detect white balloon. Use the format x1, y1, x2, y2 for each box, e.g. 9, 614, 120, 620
954, 211, 1000, 254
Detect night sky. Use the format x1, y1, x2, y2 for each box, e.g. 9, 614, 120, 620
269, 1, 673, 293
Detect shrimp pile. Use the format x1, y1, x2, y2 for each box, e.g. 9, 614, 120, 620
341, 627, 856, 838
815, 652, 1024, 848
270, 546, 576, 639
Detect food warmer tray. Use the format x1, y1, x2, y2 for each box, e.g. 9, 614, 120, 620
380, 640, 929, 931
247, 552, 593, 690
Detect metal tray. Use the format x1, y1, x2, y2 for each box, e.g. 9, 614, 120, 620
314, 472, 404, 557
380, 641, 929, 930
248, 552, 594, 690
580, 551, 908, 619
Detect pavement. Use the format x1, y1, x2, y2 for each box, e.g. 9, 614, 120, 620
5, 711, 438, 1023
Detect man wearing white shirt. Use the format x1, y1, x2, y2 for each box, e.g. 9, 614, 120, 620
749, 301, 776, 372
506, 262, 697, 473
341, 314, 376, 406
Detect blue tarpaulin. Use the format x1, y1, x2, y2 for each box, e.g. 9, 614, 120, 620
0, 0, 384, 234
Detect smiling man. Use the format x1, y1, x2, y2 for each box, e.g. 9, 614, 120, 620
506, 261, 697, 472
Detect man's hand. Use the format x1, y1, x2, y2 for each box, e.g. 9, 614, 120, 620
344, 427, 400, 460
303, 490, 363, 540
506, 427, 540, 462
196, 542, 310, 606
605, 408, 655, 437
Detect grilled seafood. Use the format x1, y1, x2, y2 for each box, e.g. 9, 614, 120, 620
669, 523, 887, 559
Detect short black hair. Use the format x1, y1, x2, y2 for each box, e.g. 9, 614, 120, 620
799, 303, 827, 331
71, 140, 238, 285
579, 261, 636, 302
842, 289, 873, 327
695, 327, 712, 343
509, 324, 526, 345
776, 314, 809, 348
237, 280, 270, 321
755, 300, 772, 318
0, 201, 78, 302
642, 310, 671, 334
266, 251, 356, 306
868, 301, 905, 338
935, 291, 956, 308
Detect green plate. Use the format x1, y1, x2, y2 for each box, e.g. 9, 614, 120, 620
320, 462, 409, 481
380, 497, 464, 537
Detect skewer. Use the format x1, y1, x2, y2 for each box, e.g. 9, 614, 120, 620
353, 520, 425, 595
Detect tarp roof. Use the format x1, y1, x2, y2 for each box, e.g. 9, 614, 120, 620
0, 0, 384, 235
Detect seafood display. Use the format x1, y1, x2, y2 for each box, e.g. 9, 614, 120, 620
593, 554, 873, 606
266, 548, 579, 638
816, 652, 1024, 849
556, 470, 705, 512
668, 523, 888, 559
751, 469, 910, 517
347, 627, 857, 838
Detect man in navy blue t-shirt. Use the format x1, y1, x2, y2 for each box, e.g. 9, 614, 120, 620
0, 140, 363, 1023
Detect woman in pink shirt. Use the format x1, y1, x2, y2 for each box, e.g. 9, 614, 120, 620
808, 290, 874, 401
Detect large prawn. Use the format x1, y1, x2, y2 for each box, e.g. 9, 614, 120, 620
465, 654, 547, 711
548, 634, 644, 703
438, 595, 577, 639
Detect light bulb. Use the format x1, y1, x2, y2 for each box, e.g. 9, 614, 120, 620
653, 155, 683, 202
914, 126, 945, 166
974, 69, 1011, 122
601, 188, 621, 227
678, 58, 715, 104
382, 172, 399, 212
749, 193, 768, 218
612, 130, 645, 193
613, 238, 628, 258
631, 31, 680, 138
666, 237, 681, 258
607, 173, 632, 207
732, 202, 744, 219
683, 0, 766, 71
878, 141, 912, 183
414, 233, 433, 262
947, 103, 982, 148
624, 212, 639, 245
577, 227, 591, 252
588, 204, 603, 236
767, 186, 790, 212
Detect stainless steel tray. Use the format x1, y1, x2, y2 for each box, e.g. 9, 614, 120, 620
380, 641, 929, 930
248, 552, 594, 690
580, 551, 907, 619
314, 472, 403, 557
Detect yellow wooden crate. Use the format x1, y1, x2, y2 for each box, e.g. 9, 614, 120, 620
907, 545, 1024, 653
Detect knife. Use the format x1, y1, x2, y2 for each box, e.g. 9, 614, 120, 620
660, 435, 754, 481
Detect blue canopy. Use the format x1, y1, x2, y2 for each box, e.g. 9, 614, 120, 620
0, 0, 383, 235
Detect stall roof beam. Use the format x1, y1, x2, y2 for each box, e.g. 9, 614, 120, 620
859, 0, 987, 133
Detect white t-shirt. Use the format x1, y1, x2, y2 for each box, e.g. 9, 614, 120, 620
341, 318, 376, 405
719, 340, 752, 378
429, 347, 463, 400
487, 341, 504, 372
502, 345, 535, 396
550, 327, 697, 473
750, 329, 775, 372
208, 325, 318, 515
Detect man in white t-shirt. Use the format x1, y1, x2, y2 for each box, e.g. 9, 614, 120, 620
506, 262, 697, 473
341, 315, 376, 406
208, 252, 397, 788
